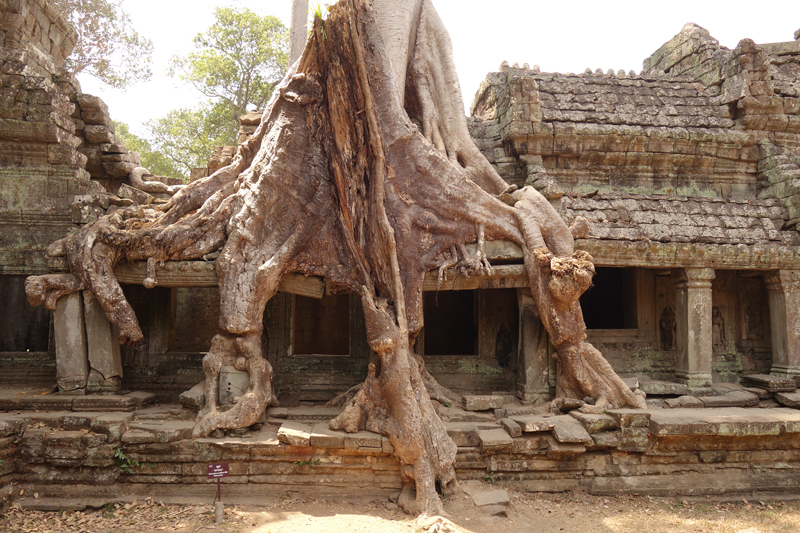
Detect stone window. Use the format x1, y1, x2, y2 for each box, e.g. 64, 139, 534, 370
581, 267, 638, 330
292, 293, 350, 355
422, 290, 478, 356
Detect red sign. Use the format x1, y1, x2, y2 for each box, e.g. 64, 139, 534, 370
207, 462, 229, 479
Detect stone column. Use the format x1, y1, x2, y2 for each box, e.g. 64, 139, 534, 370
674, 268, 715, 394
516, 289, 549, 402
83, 291, 123, 393
54, 292, 88, 392
765, 270, 800, 380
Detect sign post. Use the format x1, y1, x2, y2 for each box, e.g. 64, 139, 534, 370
207, 462, 229, 523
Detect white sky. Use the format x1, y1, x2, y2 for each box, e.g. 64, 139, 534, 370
78, 0, 800, 136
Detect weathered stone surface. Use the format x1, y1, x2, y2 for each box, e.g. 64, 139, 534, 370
218, 366, 249, 406
699, 391, 759, 408
544, 435, 586, 458
640, 380, 691, 396
125, 391, 155, 408
499, 418, 522, 437
121, 429, 156, 444
83, 291, 122, 392
776, 392, 800, 408
591, 431, 621, 448
309, 422, 346, 448
663, 395, 704, 409
445, 422, 480, 447
510, 415, 556, 433
744, 374, 797, 392
483, 504, 508, 517
570, 411, 618, 433
343, 430, 382, 449
619, 427, 650, 452
551, 415, 593, 444
478, 429, 513, 454
277, 421, 313, 446
608, 409, 651, 428
284, 407, 341, 421
53, 292, 88, 392
462, 395, 505, 411
471, 489, 510, 507
73, 395, 136, 411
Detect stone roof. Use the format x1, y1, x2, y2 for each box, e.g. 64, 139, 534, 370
534, 72, 734, 130
561, 193, 799, 246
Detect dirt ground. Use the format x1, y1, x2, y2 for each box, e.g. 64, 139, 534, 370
2, 484, 800, 533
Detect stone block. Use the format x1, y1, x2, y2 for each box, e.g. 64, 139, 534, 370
125, 391, 155, 408
619, 427, 650, 452
343, 430, 382, 449
179, 382, 205, 410
116, 183, 153, 204
509, 415, 555, 433
309, 422, 346, 448
499, 418, 522, 437
569, 411, 618, 433
744, 374, 797, 392
478, 429, 513, 454
591, 431, 621, 449
121, 429, 156, 444
54, 292, 88, 392
218, 366, 249, 406
775, 392, 800, 408
445, 422, 480, 446
551, 415, 593, 444
639, 380, 690, 396
483, 504, 508, 517
471, 489, 510, 507
663, 395, 704, 408
83, 291, 122, 391
608, 409, 651, 428
277, 421, 313, 447
462, 395, 505, 411
700, 391, 759, 408
83, 124, 114, 144
544, 435, 586, 458
73, 395, 136, 411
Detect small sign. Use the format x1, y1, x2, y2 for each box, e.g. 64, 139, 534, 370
207, 462, 229, 479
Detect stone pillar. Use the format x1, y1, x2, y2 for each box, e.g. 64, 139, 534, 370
516, 289, 549, 402
54, 292, 88, 392
674, 268, 715, 394
765, 270, 800, 379
83, 291, 123, 393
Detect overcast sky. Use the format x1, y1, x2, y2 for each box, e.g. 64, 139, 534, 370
78, 0, 800, 136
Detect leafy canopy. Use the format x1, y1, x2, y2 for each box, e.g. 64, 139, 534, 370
55, 0, 153, 89
114, 122, 183, 179
170, 7, 288, 124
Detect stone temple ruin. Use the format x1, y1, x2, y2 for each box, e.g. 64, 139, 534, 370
2, 0, 800, 510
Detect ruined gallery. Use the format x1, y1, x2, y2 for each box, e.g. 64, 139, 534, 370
2, 0, 800, 511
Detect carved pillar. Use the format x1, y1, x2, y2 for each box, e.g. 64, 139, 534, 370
83, 291, 123, 393
765, 270, 800, 379
516, 288, 549, 402
54, 292, 88, 392
675, 268, 715, 394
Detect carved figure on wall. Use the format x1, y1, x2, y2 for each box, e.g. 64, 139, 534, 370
659, 305, 676, 351
25, 0, 643, 514
745, 304, 763, 339
712, 306, 726, 353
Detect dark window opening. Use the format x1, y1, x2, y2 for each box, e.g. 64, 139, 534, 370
423, 290, 477, 355
293, 294, 350, 355
581, 267, 638, 329
0, 275, 50, 352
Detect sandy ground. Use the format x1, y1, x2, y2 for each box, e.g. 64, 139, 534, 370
2, 484, 800, 533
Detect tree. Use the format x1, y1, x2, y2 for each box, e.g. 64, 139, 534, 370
55, 0, 153, 88
169, 7, 288, 126
114, 122, 183, 179
27, 0, 644, 516
142, 103, 233, 177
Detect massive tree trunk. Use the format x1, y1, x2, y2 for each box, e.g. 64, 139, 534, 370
26, 0, 644, 515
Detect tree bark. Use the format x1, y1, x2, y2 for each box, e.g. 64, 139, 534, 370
26, 0, 644, 515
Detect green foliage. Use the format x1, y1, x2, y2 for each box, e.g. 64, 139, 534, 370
143, 102, 235, 177
113, 446, 141, 474
54, 0, 153, 89
114, 122, 184, 180
294, 459, 321, 467
169, 7, 288, 125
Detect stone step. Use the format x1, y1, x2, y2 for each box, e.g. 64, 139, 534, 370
551, 415, 593, 444
775, 392, 800, 409
699, 391, 759, 408
743, 374, 797, 393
